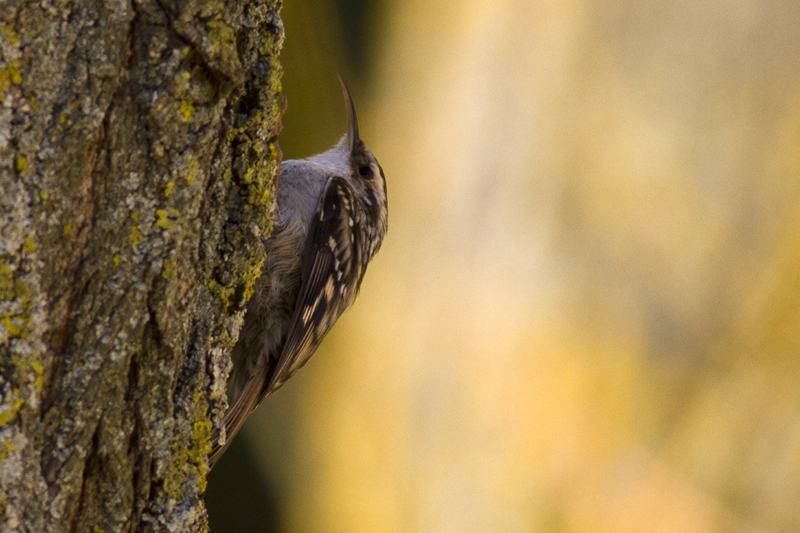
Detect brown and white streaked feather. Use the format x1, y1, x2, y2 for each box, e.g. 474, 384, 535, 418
268, 176, 364, 392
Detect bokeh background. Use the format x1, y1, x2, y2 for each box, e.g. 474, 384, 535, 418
206, 1, 800, 531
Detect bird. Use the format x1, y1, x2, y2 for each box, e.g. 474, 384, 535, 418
209, 74, 388, 469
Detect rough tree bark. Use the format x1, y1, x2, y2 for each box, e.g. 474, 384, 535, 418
0, 0, 283, 531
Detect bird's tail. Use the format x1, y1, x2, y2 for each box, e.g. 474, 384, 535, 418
208, 362, 269, 470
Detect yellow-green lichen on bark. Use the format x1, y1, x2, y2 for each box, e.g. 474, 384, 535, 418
22, 235, 35, 253
0, 261, 33, 342
208, 279, 232, 310
163, 394, 213, 499
0, 60, 21, 95
0, 261, 14, 301
177, 151, 201, 184
0, 24, 22, 48
130, 225, 143, 245
156, 208, 180, 230
161, 259, 177, 279
242, 256, 265, 303
0, 439, 14, 461
0, 396, 24, 428
180, 100, 195, 122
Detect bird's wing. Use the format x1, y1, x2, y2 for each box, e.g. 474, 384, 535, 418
265, 175, 362, 395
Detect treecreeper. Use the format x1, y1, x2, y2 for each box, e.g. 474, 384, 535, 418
209, 75, 388, 468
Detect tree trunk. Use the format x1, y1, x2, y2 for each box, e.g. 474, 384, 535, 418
0, 0, 283, 531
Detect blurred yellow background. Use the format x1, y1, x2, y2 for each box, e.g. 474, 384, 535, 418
207, 1, 800, 531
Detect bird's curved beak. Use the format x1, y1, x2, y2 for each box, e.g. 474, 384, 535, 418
337, 73, 360, 154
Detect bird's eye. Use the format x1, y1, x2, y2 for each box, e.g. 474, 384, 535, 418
359, 166, 374, 179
